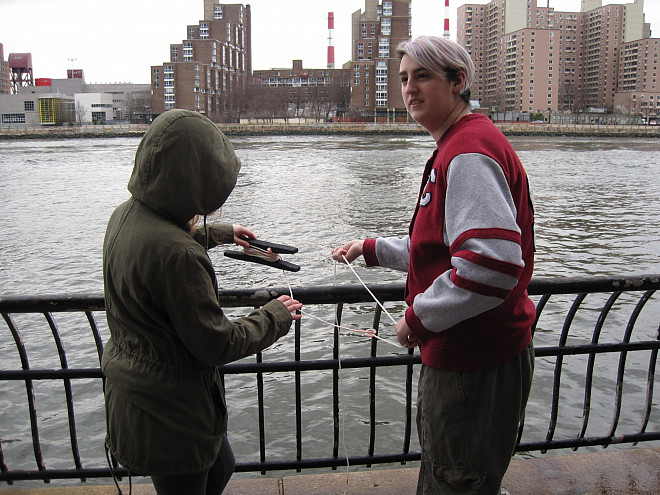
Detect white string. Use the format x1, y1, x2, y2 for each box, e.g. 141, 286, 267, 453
283, 266, 352, 493
333, 264, 350, 495
241, 243, 403, 493
341, 255, 399, 326
282, 272, 399, 348
243, 245, 281, 262
280, 255, 406, 495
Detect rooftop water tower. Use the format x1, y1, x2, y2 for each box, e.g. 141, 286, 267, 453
8, 52, 33, 94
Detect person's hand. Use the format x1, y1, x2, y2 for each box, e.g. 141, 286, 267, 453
396, 317, 418, 348
331, 239, 365, 264
232, 225, 256, 248
277, 295, 303, 320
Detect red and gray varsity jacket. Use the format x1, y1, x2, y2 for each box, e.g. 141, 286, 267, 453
363, 114, 535, 371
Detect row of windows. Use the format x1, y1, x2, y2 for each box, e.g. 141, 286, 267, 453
1, 113, 26, 123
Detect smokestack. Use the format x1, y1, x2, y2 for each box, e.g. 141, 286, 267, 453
444, 0, 450, 39
328, 12, 335, 69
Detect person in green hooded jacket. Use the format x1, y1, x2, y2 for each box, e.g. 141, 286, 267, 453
102, 109, 302, 495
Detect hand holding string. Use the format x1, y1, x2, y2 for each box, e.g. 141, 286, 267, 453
277, 295, 303, 321
331, 239, 364, 264
396, 317, 419, 348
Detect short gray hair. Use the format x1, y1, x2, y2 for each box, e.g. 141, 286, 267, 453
396, 36, 475, 103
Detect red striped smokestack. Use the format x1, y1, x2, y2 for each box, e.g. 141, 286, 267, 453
327, 12, 335, 69
444, 0, 450, 39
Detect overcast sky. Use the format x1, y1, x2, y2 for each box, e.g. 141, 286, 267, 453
1, 0, 658, 84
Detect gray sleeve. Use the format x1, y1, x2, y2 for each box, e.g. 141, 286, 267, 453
375, 235, 410, 272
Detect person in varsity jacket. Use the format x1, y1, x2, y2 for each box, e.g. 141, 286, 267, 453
332, 36, 535, 495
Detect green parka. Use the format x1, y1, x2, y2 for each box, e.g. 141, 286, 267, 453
101, 109, 292, 476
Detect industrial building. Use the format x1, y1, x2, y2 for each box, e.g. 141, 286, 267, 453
0, 43, 151, 126
0, 76, 151, 126
457, 0, 659, 119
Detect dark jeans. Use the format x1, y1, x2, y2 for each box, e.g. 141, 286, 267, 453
151, 434, 235, 495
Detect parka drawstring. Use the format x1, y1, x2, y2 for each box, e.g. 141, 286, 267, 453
204, 215, 209, 251
106, 443, 131, 494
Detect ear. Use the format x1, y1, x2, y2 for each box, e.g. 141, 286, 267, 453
452, 71, 466, 94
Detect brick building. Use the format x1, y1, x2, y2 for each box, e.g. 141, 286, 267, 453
349, 0, 412, 121
0, 44, 9, 95
251, 60, 350, 122
458, 0, 658, 117
615, 37, 660, 117
151, 1, 251, 122
150, 0, 412, 122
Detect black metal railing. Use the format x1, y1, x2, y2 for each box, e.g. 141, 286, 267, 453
1, 275, 659, 484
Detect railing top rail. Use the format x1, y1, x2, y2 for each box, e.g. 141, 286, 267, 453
528, 275, 660, 295
1, 275, 658, 312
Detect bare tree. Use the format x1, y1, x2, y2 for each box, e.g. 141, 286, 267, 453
123, 91, 152, 123
222, 75, 251, 123
76, 103, 87, 125
329, 76, 350, 119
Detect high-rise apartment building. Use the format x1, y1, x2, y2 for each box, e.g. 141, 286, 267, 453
615, 37, 659, 115
151, 1, 251, 122
349, 0, 411, 120
458, 0, 658, 116
0, 44, 10, 95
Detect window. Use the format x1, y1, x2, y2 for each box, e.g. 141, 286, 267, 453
381, 18, 391, 35
1, 113, 26, 124
24, 101, 35, 111
379, 37, 390, 58
183, 42, 193, 62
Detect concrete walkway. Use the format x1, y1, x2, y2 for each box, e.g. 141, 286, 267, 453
2, 447, 660, 494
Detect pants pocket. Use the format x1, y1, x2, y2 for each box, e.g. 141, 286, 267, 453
432, 462, 487, 491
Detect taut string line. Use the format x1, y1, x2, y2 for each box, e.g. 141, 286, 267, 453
281, 268, 400, 348
341, 255, 399, 326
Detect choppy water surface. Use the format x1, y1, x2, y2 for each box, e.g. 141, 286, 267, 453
1, 134, 659, 484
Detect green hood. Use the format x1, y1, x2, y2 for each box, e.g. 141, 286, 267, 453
128, 109, 240, 225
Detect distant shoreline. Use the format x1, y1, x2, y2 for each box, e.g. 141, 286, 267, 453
1, 122, 658, 139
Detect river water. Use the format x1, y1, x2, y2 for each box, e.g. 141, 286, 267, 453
1, 134, 659, 484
